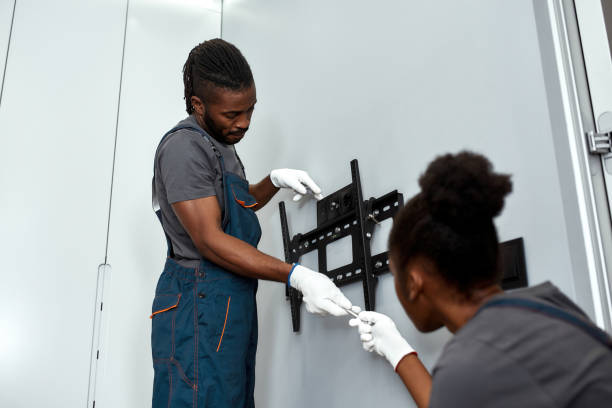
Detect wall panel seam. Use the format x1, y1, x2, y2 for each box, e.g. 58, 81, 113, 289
0, 0, 17, 108
104, 0, 131, 264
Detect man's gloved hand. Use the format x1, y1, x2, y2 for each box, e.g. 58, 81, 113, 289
349, 311, 416, 370
288, 265, 353, 316
270, 169, 324, 201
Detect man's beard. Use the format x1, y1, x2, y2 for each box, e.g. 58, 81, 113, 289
203, 111, 242, 145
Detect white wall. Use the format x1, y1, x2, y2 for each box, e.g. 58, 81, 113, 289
98, 1, 221, 407
0, 0, 126, 406
221, 0, 586, 407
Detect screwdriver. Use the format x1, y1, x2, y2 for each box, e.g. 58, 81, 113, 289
327, 298, 375, 325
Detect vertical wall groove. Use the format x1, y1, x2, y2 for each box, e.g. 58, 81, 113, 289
87, 1, 130, 405
0, 0, 17, 109
104, 0, 131, 264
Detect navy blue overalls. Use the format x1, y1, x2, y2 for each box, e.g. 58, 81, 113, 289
151, 125, 261, 408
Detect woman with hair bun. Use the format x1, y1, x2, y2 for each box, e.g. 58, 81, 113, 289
350, 151, 612, 407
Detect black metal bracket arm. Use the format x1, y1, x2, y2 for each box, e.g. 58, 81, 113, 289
279, 159, 404, 332
278, 160, 529, 333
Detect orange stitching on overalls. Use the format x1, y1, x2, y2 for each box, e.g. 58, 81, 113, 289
216, 296, 231, 352
168, 361, 172, 408
193, 286, 198, 407
172, 302, 176, 356
150, 293, 181, 319
232, 187, 258, 208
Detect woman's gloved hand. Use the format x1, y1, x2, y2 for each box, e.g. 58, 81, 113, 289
270, 168, 324, 201
288, 265, 353, 316
349, 311, 416, 370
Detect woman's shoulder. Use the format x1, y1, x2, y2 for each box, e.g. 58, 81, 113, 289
430, 335, 554, 407
431, 282, 612, 407
451, 281, 594, 352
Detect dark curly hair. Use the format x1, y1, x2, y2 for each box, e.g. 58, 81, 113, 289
388, 151, 513, 294
183, 38, 254, 114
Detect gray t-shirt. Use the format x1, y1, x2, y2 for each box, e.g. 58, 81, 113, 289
153, 115, 246, 263
429, 282, 612, 408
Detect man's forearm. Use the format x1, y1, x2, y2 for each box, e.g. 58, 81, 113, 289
195, 228, 291, 282
249, 175, 279, 210
395, 354, 432, 408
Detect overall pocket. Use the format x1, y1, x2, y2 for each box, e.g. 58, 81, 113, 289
205, 290, 253, 354
214, 294, 231, 352
200, 292, 236, 353
227, 180, 262, 247
150, 293, 181, 360
231, 183, 258, 209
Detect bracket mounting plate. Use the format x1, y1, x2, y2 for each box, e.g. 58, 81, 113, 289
278, 160, 528, 332
279, 159, 403, 332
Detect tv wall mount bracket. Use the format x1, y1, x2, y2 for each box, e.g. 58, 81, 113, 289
279, 159, 404, 332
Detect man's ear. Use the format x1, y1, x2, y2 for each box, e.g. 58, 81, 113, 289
406, 262, 425, 302
191, 96, 205, 116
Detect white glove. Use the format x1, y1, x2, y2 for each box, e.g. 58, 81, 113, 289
270, 168, 324, 201
289, 265, 352, 316
349, 311, 416, 370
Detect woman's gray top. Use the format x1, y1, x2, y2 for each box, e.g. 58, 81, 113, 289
429, 282, 612, 408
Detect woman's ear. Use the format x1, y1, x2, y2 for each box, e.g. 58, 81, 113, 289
406, 262, 425, 302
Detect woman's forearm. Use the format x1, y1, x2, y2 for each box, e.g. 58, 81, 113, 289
395, 354, 432, 408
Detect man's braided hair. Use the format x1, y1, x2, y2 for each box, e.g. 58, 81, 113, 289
183, 38, 254, 114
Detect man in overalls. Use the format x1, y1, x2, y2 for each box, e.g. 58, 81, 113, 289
151, 38, 354, 407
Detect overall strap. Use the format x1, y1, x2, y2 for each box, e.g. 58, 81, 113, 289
152, 125, 230, 258
162, 125, 230, 229
233, 146, 246, 177
480, 298, 612, 349
160, 125, 225, 165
